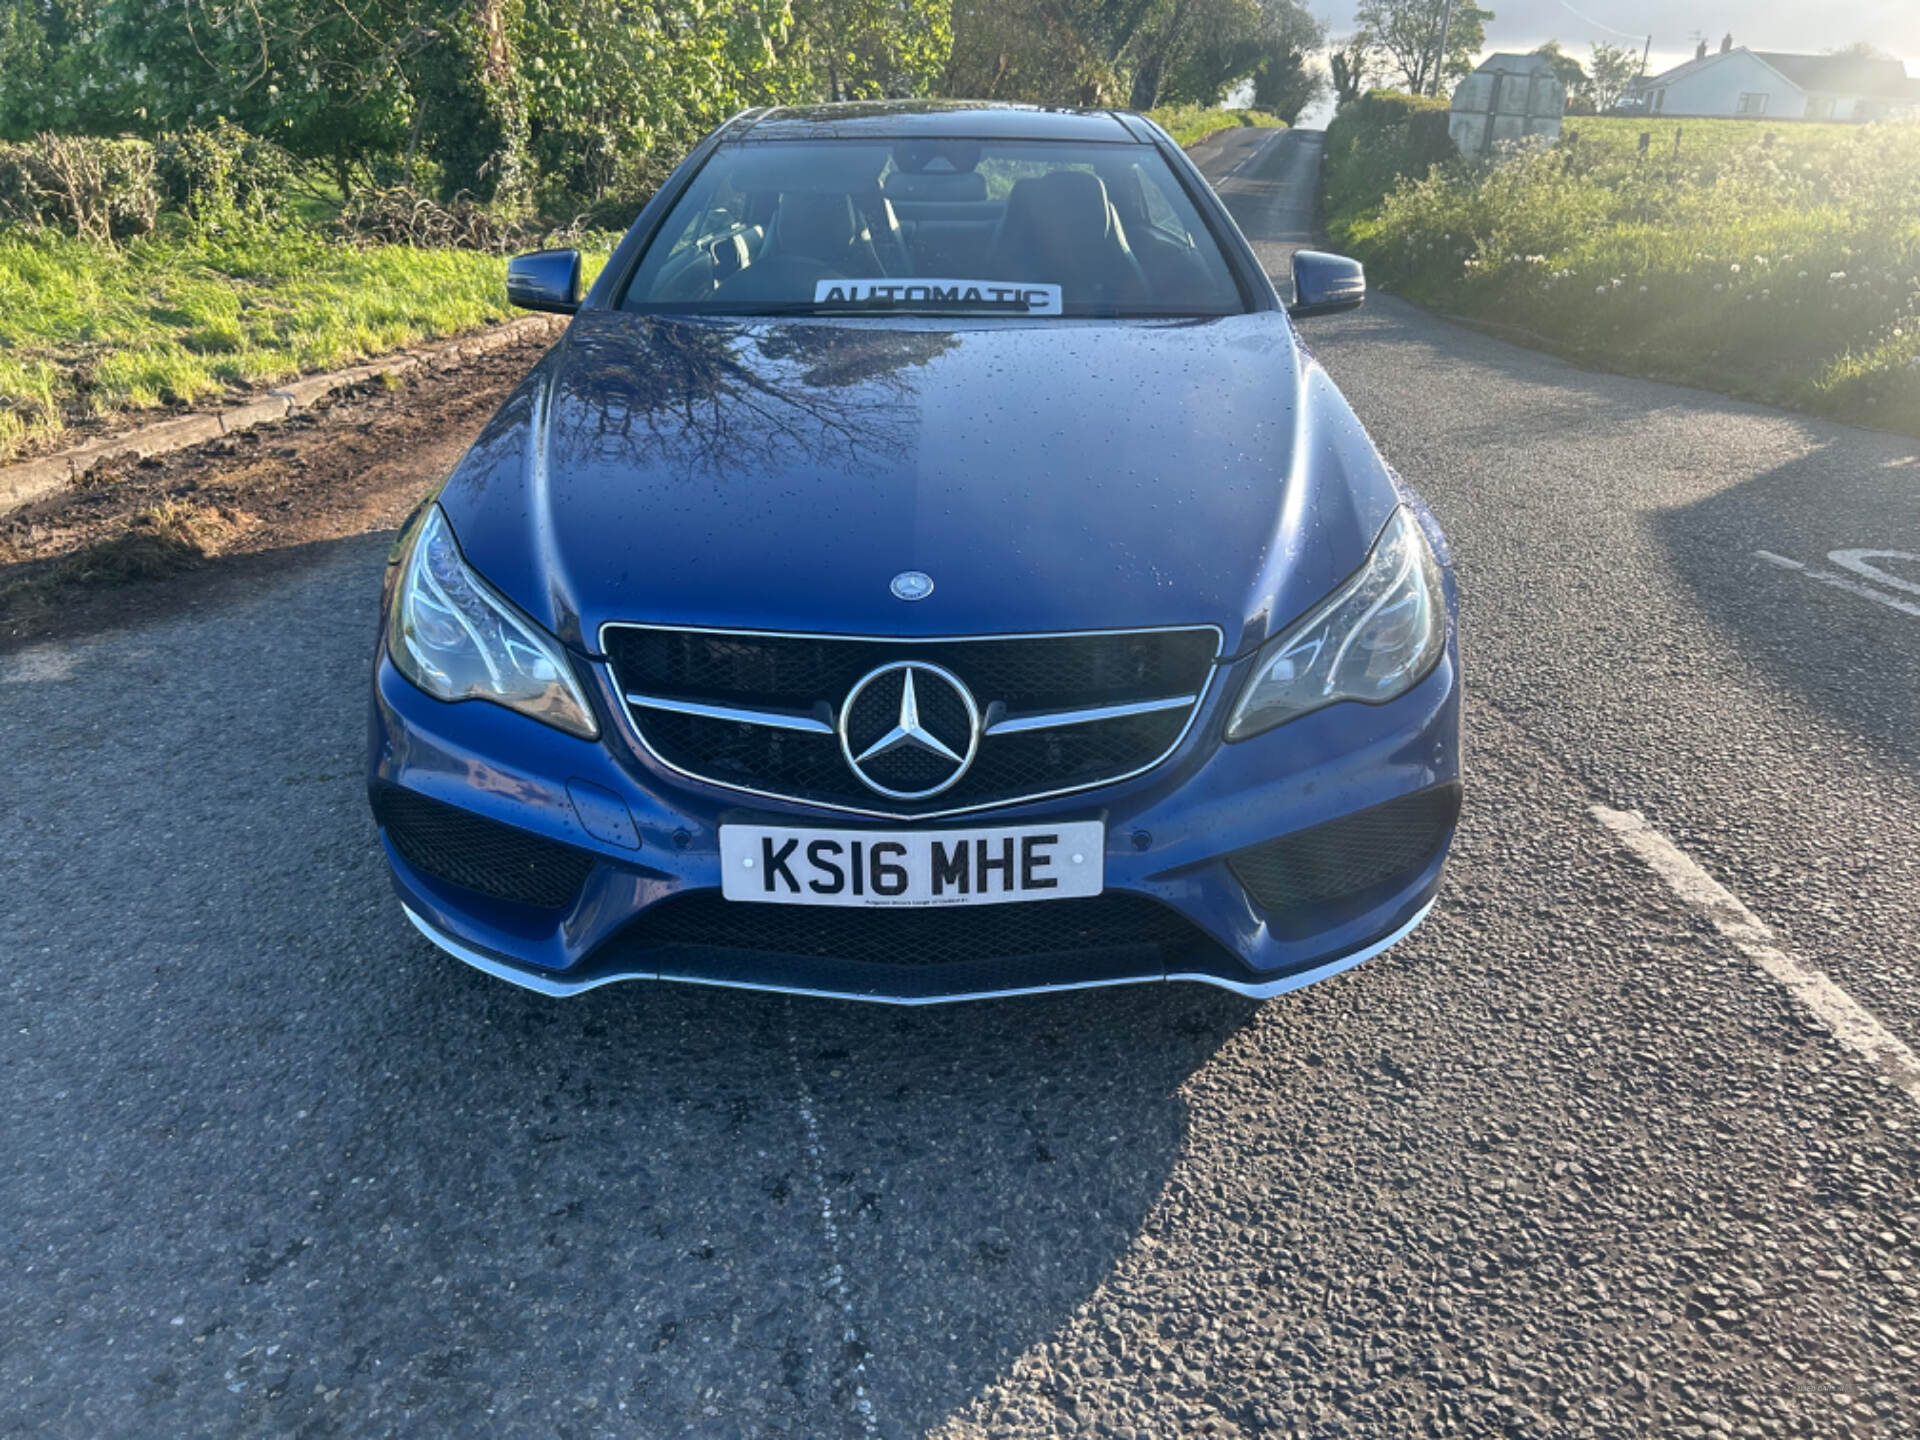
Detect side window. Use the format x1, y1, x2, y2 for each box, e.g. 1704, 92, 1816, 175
655, 174, 748, 263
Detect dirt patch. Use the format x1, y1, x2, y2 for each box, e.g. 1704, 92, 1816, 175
0, 331, 554, 654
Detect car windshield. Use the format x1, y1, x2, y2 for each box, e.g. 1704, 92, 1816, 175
620, 138, 1247, 319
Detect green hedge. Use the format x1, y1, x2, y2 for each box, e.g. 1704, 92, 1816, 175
1333, 117, 1920, 434
1323, 90, 1455, 241
1145, 106, 1286, 149
154, 120, 294, 226
0, 124, 294, 244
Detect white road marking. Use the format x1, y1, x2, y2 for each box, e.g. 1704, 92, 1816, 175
1222, 128, 1285, 179
1754, 549, 1920, 619
0, 645, 77, 684
1827, 548, 1920, 598
785, 1009, 881, 1437
1591, 805, 1920, 1108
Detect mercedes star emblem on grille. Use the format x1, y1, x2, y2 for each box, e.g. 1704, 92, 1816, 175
889, 571, 934, 601
838, 661, 980, 799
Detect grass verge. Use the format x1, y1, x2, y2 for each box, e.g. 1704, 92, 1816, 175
1149, 106, 1285, 149
0, 225, 610, 464
1328, 112, 1920, 436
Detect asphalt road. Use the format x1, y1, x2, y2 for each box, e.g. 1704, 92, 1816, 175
4, 128, 1918, 1439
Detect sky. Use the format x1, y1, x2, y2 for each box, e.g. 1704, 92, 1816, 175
1313, 0, 1920, 76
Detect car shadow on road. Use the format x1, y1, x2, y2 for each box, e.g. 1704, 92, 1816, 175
319, 924, 1261, 1436
0, 524, 1256, 1438
1649, 439, 1920, 770
1304, 295, 1815, 445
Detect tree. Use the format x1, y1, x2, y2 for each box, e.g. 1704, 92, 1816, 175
2, 0, 822, 205
1353, 0, 1492, 97
1827, 41, 1896, 61
944, 0, 1316, 113
945, 0, 1159, 105
408, 0, 531, 204
1127, 0, 1207, 110
1328, 31, 1375, 106
1531, 40, 1588, 103
789, 0, 954, 101
1587, 41, 1640, 113
1251, 43, 1328, 122
1144, 0, 1323, 112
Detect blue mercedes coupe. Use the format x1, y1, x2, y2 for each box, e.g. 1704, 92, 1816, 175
367, 102, 1463, 1003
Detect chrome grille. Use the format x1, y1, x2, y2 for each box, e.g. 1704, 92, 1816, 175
601, 625, 1219, 817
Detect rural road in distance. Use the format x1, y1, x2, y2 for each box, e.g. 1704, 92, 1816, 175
3, 126, 1917, 1439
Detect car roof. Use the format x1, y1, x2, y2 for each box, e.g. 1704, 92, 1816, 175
732, 101, 1148, 144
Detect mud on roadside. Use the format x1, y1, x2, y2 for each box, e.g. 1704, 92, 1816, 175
0, 330, 555, 655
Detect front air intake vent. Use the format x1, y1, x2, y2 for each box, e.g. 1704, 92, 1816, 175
373, 786, 595, 910
1228, 784, 1461, 919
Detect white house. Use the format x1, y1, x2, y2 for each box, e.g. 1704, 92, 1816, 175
1633, 40, 1917, 122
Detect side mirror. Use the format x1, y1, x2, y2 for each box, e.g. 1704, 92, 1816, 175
506, 248, 583, 314
1288, 251, 1366, 318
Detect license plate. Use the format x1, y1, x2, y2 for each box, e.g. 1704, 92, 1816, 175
719, 822, 1104, 908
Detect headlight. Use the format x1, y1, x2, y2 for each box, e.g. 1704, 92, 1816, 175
387, 505, 599, 739
1225, 507, 1445, 741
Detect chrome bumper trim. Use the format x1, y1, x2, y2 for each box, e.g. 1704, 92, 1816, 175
1167, 900, 1433, 997
400, 899, 1434, 1006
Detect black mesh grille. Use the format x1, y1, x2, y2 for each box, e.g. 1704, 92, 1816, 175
606, 628, 1216, 711
859, 738, 960, 794
641, 712, 849, 794
1228, 784, 1461, 917
604, 626, 1218, 814
610, 891, 1216, 969
961, 711, 1190, 796
373, 786, 595, 910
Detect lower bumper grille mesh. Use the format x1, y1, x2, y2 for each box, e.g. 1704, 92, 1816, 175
373, 786, 594, 910
609, 891, 1222, 969
1228, 784, 1461, 917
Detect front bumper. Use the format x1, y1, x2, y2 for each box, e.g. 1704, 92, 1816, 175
368, 634, 1462, 1004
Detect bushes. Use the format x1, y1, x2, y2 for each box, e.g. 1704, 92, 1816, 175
0, 134, 158, 241
1336, 120, 1920, 433
1145, 106, 1285, 148
153, 120, 293, 226
336, 188, 527, 252
334, 186, 610, 254
1323, 89, 1455, 240
0, 122, 293, 243
1321, 97, 1920, 432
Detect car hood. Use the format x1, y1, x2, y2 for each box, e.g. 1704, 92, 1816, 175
438, 309, 1404, 658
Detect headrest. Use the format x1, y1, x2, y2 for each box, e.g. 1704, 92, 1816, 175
775, 192, 859, 262
1001, 171, 1114, 254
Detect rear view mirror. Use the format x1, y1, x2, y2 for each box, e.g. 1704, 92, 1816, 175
1288, 251, 1366, 318
507, 249, 583, 314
